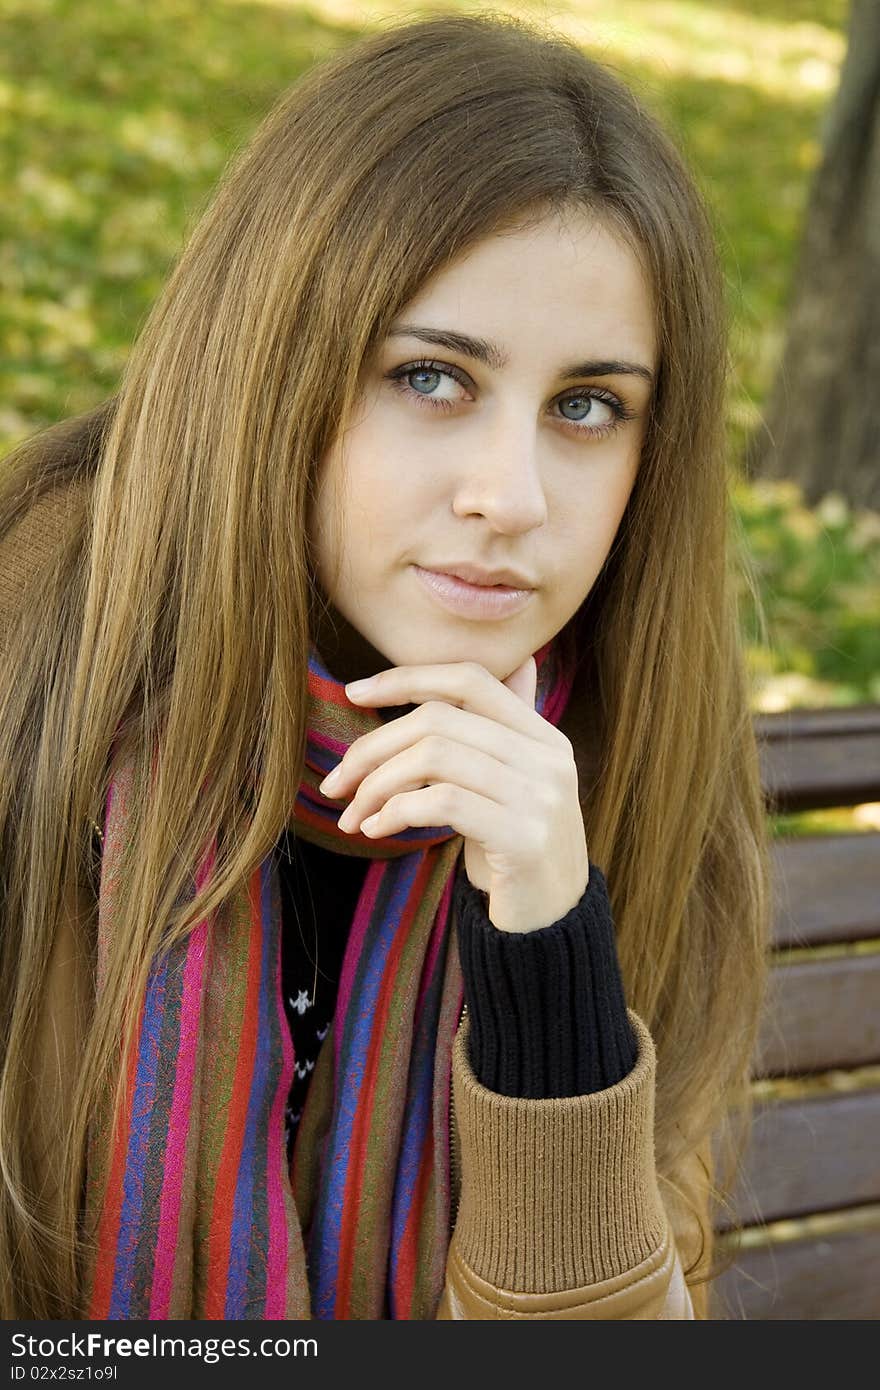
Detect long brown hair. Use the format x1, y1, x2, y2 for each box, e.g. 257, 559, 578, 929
0, 11, 770, 1317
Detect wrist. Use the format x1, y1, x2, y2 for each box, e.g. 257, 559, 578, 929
487, 868, 591, 934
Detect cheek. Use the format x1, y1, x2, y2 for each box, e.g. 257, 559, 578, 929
594, 439, 641, 520
349, 434, 435, 532
555, 458, 638, 587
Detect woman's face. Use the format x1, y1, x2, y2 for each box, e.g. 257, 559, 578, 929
308, 208, 657, 683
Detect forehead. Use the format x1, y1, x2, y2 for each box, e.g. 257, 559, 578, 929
395, 210, 657, 370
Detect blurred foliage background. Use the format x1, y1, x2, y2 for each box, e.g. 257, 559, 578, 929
2, 0, 878, 778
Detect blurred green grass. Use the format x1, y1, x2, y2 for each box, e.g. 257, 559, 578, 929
2, 0, 878, 776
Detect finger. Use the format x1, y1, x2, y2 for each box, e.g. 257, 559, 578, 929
502, 654, 538, 709
356, 782, 522, 848
321, 700, 547, 798
336, 736, 528, 834
344, 660, 559, 746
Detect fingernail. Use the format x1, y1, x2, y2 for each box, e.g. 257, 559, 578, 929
320, 766, 342, 792
345, 678, 372, 697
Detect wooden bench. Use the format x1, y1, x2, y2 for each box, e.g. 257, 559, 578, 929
709, 704, 880, 1320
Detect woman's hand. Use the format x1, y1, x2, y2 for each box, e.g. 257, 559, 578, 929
317, 657, 589, 933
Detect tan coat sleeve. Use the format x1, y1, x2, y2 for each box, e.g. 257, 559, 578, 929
438, 1009, 713, 1319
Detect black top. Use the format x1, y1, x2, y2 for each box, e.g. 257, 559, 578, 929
277, 832, 638, 1161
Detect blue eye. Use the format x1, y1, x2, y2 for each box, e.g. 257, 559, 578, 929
410, 367, 446, 395
559, 394, 612, 425
389, 360, 470, 407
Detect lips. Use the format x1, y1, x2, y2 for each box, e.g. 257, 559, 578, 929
427, 562, 534, 589
412, 565, 534, 620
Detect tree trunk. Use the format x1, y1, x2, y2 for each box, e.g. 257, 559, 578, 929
747, 0, 880, 511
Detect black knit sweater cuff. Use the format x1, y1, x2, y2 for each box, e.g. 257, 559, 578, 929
453, 861, 638, 1099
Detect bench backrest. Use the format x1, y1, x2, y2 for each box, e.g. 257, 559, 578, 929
709, 705, 880, 1320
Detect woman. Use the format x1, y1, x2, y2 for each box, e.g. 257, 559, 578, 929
0, 12, 771, 1319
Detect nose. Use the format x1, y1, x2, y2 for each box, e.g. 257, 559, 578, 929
451, 408, 548, 534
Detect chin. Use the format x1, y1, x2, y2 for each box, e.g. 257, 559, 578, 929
412, 641, 529, 685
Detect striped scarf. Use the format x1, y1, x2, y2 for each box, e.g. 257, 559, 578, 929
83, 637, 575, 1319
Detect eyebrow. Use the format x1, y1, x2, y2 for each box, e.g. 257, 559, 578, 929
387, 322, 655, 386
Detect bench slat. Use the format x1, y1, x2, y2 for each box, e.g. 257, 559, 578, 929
770, 834, 880, 946
755, 954, 880, 1076
715, 1088, 880, 1230
710, 1225, 880, 1319
755, 706, 880, 742
758, 730, 880, 812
